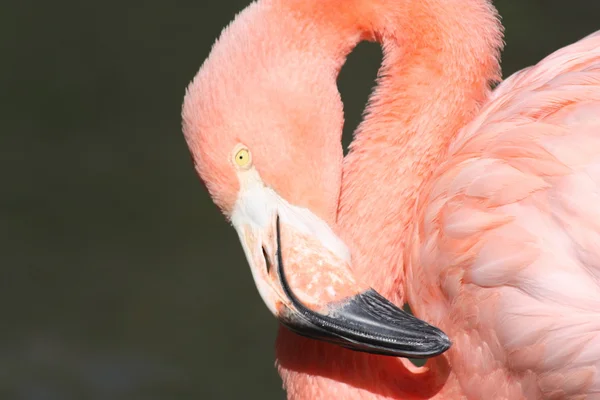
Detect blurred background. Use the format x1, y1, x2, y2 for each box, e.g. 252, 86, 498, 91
2, 1, 598, 399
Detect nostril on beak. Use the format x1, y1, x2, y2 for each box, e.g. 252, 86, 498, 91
262, 245, 272, 274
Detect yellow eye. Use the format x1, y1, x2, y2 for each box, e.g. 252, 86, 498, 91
234, 148, 251, 168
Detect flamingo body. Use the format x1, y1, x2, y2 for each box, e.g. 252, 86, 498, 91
182, 0, 600, 398
408, 31, 600, 399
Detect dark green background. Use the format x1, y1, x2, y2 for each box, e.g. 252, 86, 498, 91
3, 1, 598, 399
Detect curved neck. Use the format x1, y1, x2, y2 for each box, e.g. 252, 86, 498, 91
336, 0, 503, 303
269, 0, 503, 398
268, 0, 503, 300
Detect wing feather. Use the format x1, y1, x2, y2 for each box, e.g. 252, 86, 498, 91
408, 31, 600, 399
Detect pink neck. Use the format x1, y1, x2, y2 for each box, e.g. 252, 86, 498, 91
271, 0, 503, 398
336, 0, 502, 302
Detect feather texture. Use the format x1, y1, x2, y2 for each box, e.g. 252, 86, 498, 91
408, 31, 600, 399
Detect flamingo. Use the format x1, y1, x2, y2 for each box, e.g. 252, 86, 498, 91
182, 0, 600, 398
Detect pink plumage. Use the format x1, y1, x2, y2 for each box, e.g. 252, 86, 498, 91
182, 0, 600, 398
408, 30, 600, 399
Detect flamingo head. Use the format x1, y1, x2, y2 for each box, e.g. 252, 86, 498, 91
181, 2, 450, 358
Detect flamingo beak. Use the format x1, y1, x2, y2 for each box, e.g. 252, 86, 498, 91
271, 216, 451, 358
230, 183, 451, 358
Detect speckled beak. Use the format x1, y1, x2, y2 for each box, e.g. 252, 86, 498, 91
271, 216, 451, 359
230, 176, 450, 358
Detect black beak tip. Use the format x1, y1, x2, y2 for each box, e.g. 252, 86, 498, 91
440, 332, 453, 350
279, 287, 453, 359
274, 216, 452, 359
416, 328, 452, 358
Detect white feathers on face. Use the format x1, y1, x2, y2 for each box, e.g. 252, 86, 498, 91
230, 144, 350, 261
228, 144, 351, 316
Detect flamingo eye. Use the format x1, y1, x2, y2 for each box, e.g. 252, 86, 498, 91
233, 147, 252, 169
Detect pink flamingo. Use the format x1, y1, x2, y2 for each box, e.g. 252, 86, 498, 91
182, 0, 600, 398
